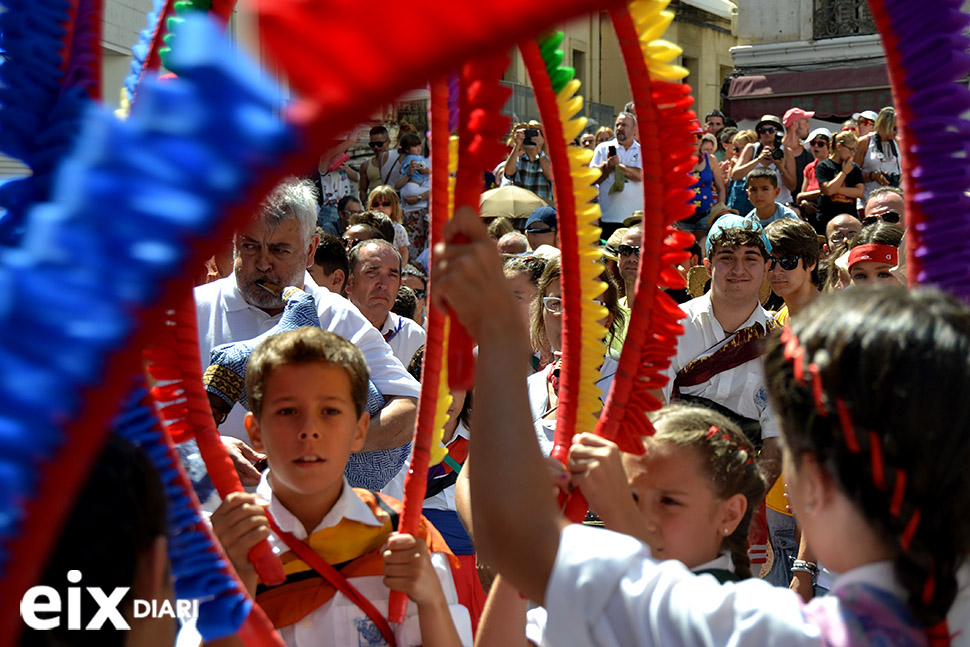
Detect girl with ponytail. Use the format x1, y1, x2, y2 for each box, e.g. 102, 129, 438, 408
763, 286, 970, 645
563, 404, 766, 582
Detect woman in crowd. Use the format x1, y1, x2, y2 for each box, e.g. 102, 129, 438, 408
527, 256, 625, 456
594, 126, 614, 147
366, 184, 411, 265
682, 133, 726, 240
847, 221, 904, 287
854, 107, 902, 203
725, 129, 758, 216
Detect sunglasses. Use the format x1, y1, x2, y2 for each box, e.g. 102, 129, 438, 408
858, 119, 874, 125
768, 254, 805, 271
618, 244, 640, 258
862, 211, 901, 226
757, 126, 778, 134
829, 230, 857, 245
371, 201, 392, 208
525, 226, 556, 234
368, 141, 388, 149
810, 140, 829, 147
412, 289, 427, 300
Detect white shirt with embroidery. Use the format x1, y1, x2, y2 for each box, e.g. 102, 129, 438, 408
661, 292, 780, 440
378, 311, 426, 369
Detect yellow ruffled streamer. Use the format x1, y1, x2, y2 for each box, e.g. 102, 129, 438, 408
629, 0, 690, 82
430, 317, 454, 466
425, 135, 462, 467
555, 79, 609, 434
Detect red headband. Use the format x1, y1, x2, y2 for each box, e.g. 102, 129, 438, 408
848, 244, 898, 269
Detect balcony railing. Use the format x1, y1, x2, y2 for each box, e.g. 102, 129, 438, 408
813, 0, 877, 40
500, 81, 616, 132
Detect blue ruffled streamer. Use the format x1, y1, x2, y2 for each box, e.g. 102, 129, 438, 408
877, 0, 970, 299
0, 11, 295, 600
0, 0, 84, 244
122, 0, 168, 104
114, 380, 252, 640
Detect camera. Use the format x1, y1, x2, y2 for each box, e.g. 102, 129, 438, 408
523, 128, 539, 146
608, 145, 617, 157
771, 134, 784, 160
885, 172, 901, 187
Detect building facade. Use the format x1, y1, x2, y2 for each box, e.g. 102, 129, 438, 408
725, 0, 892, 122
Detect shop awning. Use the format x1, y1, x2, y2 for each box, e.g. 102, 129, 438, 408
725, 65, 893, 121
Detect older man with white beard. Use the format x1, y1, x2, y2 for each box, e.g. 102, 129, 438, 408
194, 178, 419, 486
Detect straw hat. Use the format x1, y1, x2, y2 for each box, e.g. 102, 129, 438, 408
686, 265, 772, 305
706, 203, 738, 229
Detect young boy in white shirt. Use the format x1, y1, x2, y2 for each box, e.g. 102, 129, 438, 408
209, 327, 471, 647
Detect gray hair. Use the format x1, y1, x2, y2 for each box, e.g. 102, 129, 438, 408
617, 111, 637, 126
499, 231, 528, 246
868, 186, 904, 202
257, 177, 318, 244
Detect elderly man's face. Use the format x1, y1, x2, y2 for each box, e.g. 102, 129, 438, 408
826, 215, 862, 249
234, 218, 316, 312
346, 243, 402, 326
615, 115, 637, 146
863, 191, 905, 227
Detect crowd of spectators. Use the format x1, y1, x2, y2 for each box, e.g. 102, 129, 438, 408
173, 98, 931, 647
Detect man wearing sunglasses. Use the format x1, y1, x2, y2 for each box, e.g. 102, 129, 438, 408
358, 125, 391, 202
824, 214, 862, 253
863, 186, 905, 228
731, 114, 796, 207
764, 218, 819, 325
616, 224, 642, 309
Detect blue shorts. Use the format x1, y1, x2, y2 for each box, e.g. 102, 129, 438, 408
678, 208, 710, 233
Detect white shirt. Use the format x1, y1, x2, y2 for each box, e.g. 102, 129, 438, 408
379, 311, 426, 369
400, 181, 429, 213
194, 272, 420, 442
258, 474, 472, 647
542, 524, 914, 647
526, 548, 736, 645
662, 293, 779, 439
527, 357, 618, 456
381, 420, 469, 511
589, 139, 643, 224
